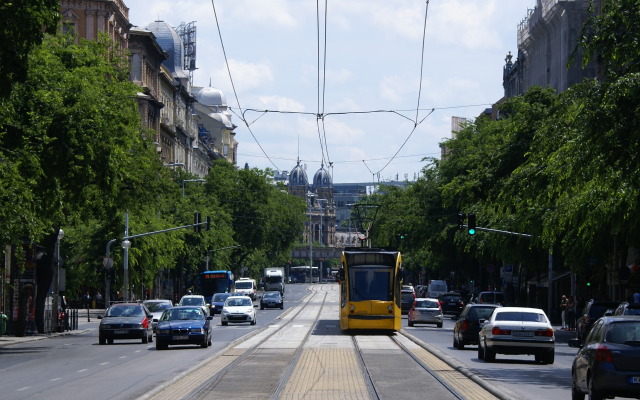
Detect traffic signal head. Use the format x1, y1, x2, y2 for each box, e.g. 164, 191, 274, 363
194, 212, 201, 233
457, 213, 466, 229
467, 213, 476, 235
205, 216, 211, 231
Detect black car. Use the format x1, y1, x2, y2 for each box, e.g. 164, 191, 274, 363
260, 291, 284, 310
576, 300, 619, 344
439, 292, 465, 317
569, 316, 640, 400
98, 303, 154, 344
452, 303, 501, 349
400, 290, 415, 315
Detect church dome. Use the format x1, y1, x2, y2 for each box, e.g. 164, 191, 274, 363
194, 86, 227, 108
145, 21, 187, 80
313, 164, 332, 187
289, 160, 308, 186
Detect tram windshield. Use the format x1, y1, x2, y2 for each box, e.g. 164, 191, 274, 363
348, 265, 394, 302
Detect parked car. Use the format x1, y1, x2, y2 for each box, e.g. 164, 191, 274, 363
478, 306, 555, 364
453, 303, 501, 349
98, 303, 154, 345
221, 295, 256, 326
400, 289, 416, 315
154, 306, 213, 350
178, 294, 210, 317
210, 293, 234, 315
613, 301, 640, 316
439, 292, 465, 317
477, 291, 505, 306
569, 316, 640, 400
142, 299, 173, 332
576, 300, 619, 344
408, 298, 443, 328
260, 291, 284, 310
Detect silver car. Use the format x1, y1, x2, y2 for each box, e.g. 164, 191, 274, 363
142, 299, 173, 332
408, 298, 443, 328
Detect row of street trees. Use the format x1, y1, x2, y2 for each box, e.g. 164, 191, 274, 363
365, 0, 640, 301
0, 3, 306, 333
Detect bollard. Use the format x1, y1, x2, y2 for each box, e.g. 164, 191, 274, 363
87, 306, 91, 322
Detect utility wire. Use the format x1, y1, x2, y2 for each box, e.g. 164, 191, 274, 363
210, 0, 279, 171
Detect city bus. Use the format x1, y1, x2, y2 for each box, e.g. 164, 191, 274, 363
339, 248, 402, 331
289, 266, 319, 283
199, 270, 234, 311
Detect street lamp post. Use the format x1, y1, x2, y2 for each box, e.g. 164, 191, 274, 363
51, 228, 64, 332
122, 212, 131, 302
182, 179, 205, 197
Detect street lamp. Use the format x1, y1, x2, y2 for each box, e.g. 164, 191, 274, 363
121, 239, 131, 302
51, 228, 64, 332
182, 179, 205, 197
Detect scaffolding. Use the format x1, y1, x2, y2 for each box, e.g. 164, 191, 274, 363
177, 21, 197, 85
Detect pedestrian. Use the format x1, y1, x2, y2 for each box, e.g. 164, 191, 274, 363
567, 296, 576, 331
560, 295, 568, 329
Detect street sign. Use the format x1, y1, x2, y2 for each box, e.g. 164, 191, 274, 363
103, 257, 113, 269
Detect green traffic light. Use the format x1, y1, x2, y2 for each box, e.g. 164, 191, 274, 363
586, 282, 591, 286
468, 228, 475, 235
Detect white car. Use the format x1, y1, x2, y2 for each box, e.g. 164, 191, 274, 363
221, 295, 256, 326
178, 295, 210, 317
142, 299, 173, 332
478, 306, 555, 364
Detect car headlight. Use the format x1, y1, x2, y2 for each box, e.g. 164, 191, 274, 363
190, 328, 204, 333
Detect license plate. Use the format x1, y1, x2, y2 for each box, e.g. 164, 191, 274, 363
114, 330, 128, 334
173, 335, 188, 341
630, 377, 640, 384
512, 331, 534, 337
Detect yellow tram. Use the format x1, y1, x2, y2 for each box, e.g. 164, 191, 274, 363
339, 248, 402, 331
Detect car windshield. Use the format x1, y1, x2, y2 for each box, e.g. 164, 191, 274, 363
441, 295, 460, 301
107, 305, 145, 317
236, 282, 253, 289
145, 302, 171, 312
606, 322, 640, 344
226, 298, 252, 307
181, 297, 203, 306
163, 308, 204, 321
263, 292, 279, 299
415, 300, 438, 308
495, 311, 546, 323
213, 293, 231, 302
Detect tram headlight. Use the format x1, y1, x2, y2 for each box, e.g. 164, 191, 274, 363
350, 304, 355, 314
387, 305, 393, 314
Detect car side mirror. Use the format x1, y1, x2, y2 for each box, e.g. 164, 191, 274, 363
153, 318, 158, 322
206, 316, 213, 320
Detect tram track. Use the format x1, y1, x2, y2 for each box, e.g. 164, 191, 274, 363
145, 285, 330, 400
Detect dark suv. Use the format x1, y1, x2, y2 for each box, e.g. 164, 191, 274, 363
400, 290, 415, 315
453, 303, 501, 349
439, 292, 465, 316
575, 299, 619, 344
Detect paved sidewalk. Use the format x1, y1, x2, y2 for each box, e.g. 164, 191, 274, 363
0, 309, 102, 347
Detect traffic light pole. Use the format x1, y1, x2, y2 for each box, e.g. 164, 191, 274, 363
462, 223, 554, 320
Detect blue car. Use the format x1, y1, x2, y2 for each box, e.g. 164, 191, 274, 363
154, 306, 213, 350
210, 293, 234, 315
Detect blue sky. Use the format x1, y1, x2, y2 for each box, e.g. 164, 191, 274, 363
125, 0, 534, 183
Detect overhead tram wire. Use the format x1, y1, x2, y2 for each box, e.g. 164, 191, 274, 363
210, 0, 279, 171
316, 0, 331, 167
372, 0, 432, 178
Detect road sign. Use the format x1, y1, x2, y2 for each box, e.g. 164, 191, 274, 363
103, 257, 113, 269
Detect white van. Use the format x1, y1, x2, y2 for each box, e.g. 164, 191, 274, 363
426, 280, 448, 298
234, 278, 257, 300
